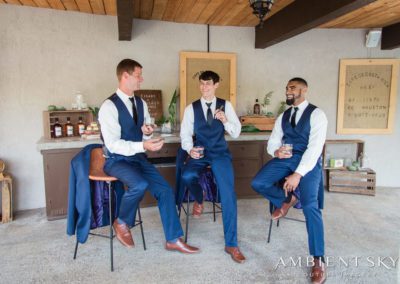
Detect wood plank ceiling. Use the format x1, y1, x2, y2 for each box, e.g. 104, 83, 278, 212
2, 0, 399, 29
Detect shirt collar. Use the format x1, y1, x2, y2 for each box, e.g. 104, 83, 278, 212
200, 96, 216, 106
116, 88, 134, 104
293, 100, 309, 111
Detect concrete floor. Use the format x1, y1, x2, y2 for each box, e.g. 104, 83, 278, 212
0, 188, 399, 284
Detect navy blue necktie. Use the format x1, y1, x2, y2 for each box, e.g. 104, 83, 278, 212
206, 102, 213, 126
129, 97, 138, 124
291, 107, 299, 128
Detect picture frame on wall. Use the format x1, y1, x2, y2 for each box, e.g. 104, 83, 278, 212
337, 58, 400, 134
179, 51, 237, 119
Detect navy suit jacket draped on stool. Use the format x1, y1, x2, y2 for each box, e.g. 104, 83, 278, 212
66, 144, 124, 244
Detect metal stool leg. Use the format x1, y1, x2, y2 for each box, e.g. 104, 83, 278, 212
212, 201, 216, 222
267, 218, 273, 243
108, 181, 114, 272
137, 207, 146, 250
73, 239, 79, 259
184, 191, 190, 243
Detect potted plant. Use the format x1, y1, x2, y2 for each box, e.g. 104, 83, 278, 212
161, 89, 178, 133
261, 91, 273, 115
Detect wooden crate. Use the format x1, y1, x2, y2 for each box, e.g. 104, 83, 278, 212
1, 174, 13, 223
240, 116, 275, 131
43, 110, 93, 139
328, 168, 375, 196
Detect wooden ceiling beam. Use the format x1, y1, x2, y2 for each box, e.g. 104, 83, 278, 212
381, 21, 400, 50
117, 0, 134, 41
255, 0, 377, 49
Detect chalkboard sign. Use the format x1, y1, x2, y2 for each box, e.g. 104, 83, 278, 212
135, 90, 163, 121
337, 59, 399, 134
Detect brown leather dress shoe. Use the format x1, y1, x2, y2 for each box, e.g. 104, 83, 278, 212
225, 246, 246, 264
311, 258, 327, 284
165, 238, 200, 254
192, 201, 204, 218
113, 220, 134, 248
271, 194, 298, 220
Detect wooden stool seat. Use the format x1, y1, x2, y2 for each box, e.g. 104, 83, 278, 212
88, 148, 118, 182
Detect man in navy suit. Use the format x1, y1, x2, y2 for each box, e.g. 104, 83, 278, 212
180, 71, 245, 263
252, 78, 328, 283
98, 59, 199, 254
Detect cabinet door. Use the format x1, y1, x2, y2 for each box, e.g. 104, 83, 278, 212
42, 148, 81, 220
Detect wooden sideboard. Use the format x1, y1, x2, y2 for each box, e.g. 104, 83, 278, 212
40, 137, 271, 220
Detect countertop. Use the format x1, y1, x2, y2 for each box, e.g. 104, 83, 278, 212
37, 132, 271, 151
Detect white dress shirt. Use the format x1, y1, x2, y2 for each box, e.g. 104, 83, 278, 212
180, 97, 241, 153
98, 89, 151, 156
267, 100, 328, 177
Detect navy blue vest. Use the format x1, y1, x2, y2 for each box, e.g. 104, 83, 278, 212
282, 104, 317, 156
193, 98, 230, 159
105, 93, 144, 157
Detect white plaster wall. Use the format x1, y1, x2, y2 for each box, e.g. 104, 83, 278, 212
0, 5, 399, 210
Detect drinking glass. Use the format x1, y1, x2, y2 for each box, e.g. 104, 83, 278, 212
145, 116, 155, 127
193, 146, 204, 158
282, 143, 293, 155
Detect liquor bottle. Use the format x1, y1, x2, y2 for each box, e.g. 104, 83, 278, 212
253, 99, 261, 115
64, 117, 74, 137
53, 118, 63, 138
76, 116, 86, 136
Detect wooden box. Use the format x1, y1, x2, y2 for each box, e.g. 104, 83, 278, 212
240, 116, 275, 131
43, 110, 93, 139
328, 168, 375, 196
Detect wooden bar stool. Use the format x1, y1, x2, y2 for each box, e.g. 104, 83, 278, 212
179, 166, 222, 243
73, 148, 146, 272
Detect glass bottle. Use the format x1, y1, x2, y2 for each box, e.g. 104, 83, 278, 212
253, 99, 260, 115
64, 117, 74, 137
53, 118, 63, 138
324, 151, 331, 168
358, 152, 364, 168
76, 116, 86, 136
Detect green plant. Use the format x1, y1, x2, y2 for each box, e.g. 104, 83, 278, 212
89, 106, 100, 119
262, 91, 273, 107
166, 89, 178, 125
277, 101, 286, 116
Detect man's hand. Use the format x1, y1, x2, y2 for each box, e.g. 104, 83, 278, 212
215, 110, 227, 123
283, 172, 302, 192
141, 124, 154, 136
274, 146, 293, 159
143, 138, 164, 152
189, 148, 202, 159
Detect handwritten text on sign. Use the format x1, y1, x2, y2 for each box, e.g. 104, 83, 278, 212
344, 65, 392, 129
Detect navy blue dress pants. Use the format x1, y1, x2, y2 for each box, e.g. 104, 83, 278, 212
251, 155, 325, 256
182, 155, 238, 247
104, 154, 183, 242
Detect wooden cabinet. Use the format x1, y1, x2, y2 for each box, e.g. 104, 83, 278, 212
42, 148, 81, 220
229, 141, 271, 198
41, 140, 269, 220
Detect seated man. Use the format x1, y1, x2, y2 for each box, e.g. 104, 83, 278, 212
180, 70, 245, 263
99, 58, 199, 254
251, 77, 328, 284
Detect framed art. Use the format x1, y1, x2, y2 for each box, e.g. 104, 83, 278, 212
179, 51, 237, 119
337, 59, 399, 134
